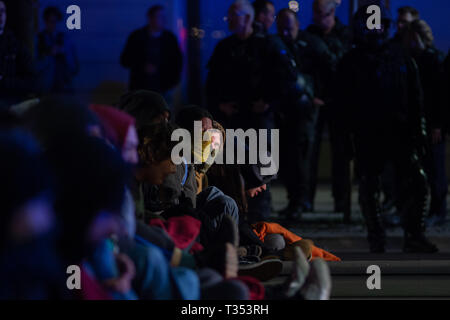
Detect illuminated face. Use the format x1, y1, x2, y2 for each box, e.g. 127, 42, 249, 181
122, 125, 139, 165
0, 1, 7, 33
246, 184, 267, 198
397, 12, 415, 32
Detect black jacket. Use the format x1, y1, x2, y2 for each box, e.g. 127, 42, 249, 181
206, 33, 270, 114
264, 33, 316, 119
121, 28, 183, 93
337, 42, 424, 141
306, 19, 352, 102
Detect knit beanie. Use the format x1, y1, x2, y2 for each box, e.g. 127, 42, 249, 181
118, 90, 170, 129
90, 104, 136, 149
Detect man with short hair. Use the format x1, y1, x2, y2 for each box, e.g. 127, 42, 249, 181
252, 0, 275, 36
206, 0, 270, 129
397, 6, 420, 34
121, 5, 183, 99
0, 0, 35, 109
206, 0, 275, 221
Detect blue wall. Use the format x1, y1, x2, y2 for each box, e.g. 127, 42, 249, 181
34, 0, 449, 104
37, 0, 187, 102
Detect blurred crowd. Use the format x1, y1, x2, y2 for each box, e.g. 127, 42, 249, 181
0, 0, 449, 300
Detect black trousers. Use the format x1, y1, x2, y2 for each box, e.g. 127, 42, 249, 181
310, 105, 353, 211
354, 129, 428, 240
278, 110, 315, 207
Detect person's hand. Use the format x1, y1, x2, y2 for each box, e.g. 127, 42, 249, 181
210, 130, 222, 151
412, 32, 426, 52
246, 184, 267, 198
145, 63, 158, 75
432, 128, 442, 144
252, 99, 270, 114
219, 102, 238, 117
313, 98, 325, 108
103, 253, 136, 294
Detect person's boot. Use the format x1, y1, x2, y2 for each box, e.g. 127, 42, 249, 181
279, 202, 303, 221
359, 183, 386, 253
402, 173, 438, 254
238, 259, 283, 282
403, 232, 439, 253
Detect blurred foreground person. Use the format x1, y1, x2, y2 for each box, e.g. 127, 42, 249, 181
337, 6, 438, 253
0, 130, 67, 299
0, 0, 35, 109
403, 20, 448, 226
307, 0, 353, 220
47, 135, 133, 300
120, 5, 182, 104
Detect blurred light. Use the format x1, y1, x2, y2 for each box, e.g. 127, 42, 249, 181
190, 27, 205, 39
288, 1, 299, 13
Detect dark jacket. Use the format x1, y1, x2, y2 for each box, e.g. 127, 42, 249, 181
337, 42, 424, 142
120, 28, 183, 93
306, 19, 352, 102
0, 30, 35, 108
264, 33, 315, 119
206, 33, 270, 115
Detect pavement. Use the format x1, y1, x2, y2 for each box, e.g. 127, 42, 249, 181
263, 183, 450, 299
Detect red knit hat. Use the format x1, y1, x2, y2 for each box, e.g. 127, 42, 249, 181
90, 104, 136, 149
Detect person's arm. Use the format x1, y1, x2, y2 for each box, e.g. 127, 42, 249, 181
407, 57, 427, 154
120, 31, 139, 69
164, 32, 183, 89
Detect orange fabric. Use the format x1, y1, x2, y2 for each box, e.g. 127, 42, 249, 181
252, 222, 341, 262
